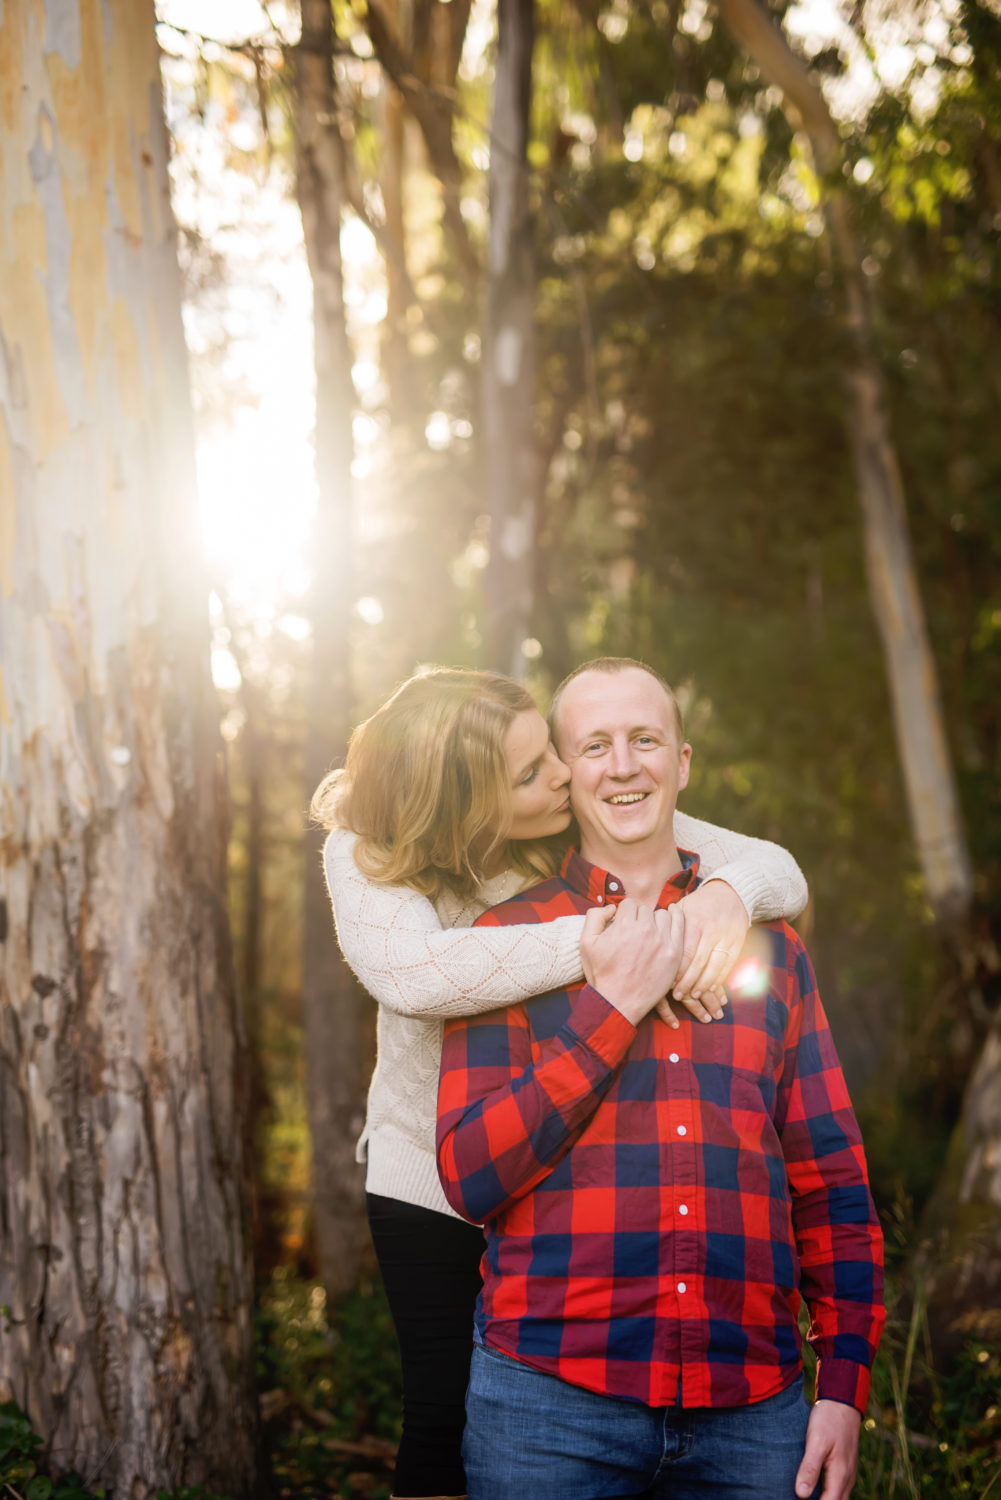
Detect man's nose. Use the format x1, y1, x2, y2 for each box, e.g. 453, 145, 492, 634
607, 738, 639, 777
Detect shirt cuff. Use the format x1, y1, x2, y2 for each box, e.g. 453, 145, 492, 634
564, 984, 637, 1069
815, 1357, 871, 1413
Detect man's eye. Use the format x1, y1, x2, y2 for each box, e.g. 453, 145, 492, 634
584, 742, 605, 755
636, 736, 657, 747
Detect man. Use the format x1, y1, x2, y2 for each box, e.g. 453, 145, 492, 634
436, 657, 884, 1500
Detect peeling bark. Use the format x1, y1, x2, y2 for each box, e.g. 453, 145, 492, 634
0, 2, 257, 1493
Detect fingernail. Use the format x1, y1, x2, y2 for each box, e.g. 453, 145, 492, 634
701, 1014, 712, 1023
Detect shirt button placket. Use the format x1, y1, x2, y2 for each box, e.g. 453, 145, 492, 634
670, 1043, 698, 1405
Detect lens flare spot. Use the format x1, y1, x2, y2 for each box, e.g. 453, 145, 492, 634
728, 956, 770, 1000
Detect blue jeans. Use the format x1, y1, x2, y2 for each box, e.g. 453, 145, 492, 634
463, 1343, 822, 1500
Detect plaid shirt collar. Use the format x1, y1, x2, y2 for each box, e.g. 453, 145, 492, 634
559, 844, 701, 907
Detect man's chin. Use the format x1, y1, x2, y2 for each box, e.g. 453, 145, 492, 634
598, 818, 658, 846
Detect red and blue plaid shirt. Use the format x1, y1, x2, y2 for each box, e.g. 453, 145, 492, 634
436, 848, 884, 1413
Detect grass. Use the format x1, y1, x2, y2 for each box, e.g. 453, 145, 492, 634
854, 1291, 1001, 1498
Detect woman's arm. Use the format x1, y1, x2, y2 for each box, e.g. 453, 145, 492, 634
323, 828, 585, 1018
673, 810, 808, 923
671, 810, 809, 1004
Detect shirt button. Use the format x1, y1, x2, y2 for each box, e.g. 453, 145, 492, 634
676, 1125, 687, 1137
677, 1282, 687, 1294
668, 1053, 679, 1064
596, 895, 603, 904
608, 881, 619, 892
679, 1204, 689, 1216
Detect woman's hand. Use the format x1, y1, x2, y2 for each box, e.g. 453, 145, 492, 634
670, 880, 749, 1017
580, 900, 685, 1027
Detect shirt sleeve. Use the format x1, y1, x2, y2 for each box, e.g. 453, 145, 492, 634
436, 972, 637, 1225
322, 827, 586, 1018
673, 810, 808, 923
774, 932, 885, 1412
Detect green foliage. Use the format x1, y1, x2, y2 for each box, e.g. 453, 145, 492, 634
0, 1403, 103, 1500
257, 1268, 401, 1499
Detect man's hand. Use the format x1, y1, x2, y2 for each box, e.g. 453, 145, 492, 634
670, 880, 750, 1019
580, 900, 684, 1027
795, 1400, 861, 1500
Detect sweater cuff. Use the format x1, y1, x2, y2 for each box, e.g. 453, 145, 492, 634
547, 913, 588, 986
815, 1357, 871, 1414
701, 866, 757, 922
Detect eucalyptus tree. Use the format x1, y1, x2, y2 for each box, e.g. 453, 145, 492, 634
0, 2, 258, 1493
482, 0, 538, 675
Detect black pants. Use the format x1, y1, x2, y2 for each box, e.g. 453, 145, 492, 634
367, 1192, 485, 1497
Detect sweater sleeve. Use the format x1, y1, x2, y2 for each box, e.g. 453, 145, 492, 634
673, 810, 808, 923
322, 828, 585, 1018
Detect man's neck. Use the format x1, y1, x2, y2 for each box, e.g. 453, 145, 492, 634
579, 839, 683, 907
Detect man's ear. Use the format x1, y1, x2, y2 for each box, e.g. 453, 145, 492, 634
678, 743, 692, 792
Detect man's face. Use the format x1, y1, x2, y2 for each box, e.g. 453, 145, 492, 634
554, 668, 691, 866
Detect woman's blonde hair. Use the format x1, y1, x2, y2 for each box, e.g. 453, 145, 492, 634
310, 668, 560, 901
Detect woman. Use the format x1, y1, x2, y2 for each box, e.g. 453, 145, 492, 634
312, 667, 807, 1500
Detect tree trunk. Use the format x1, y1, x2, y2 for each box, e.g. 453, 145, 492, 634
717, 0, 973, 930
482, 0, 537, 677
381, 75, 412, 417
295, 0, 371, 1304
0, 3, 258, 1494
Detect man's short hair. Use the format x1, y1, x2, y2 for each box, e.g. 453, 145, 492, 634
549, 656, 685, 744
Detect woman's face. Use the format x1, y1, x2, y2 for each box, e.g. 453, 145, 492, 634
503, 709, 572, 842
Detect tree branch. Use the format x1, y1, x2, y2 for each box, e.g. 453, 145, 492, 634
364, 0, 479, 274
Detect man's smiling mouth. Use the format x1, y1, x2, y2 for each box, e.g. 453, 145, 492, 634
606, 792, 648, 805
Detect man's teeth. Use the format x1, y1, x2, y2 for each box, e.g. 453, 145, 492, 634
608, 793, 646, 804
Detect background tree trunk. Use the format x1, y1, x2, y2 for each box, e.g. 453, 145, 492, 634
717, 0, 974, 932
295, 0, 371, 1304
482, 0, 537, 676
0, 3, 258, 1493
381, 75, 412, 417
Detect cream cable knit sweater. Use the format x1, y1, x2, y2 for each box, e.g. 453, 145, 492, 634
323, 815, 807, 1221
